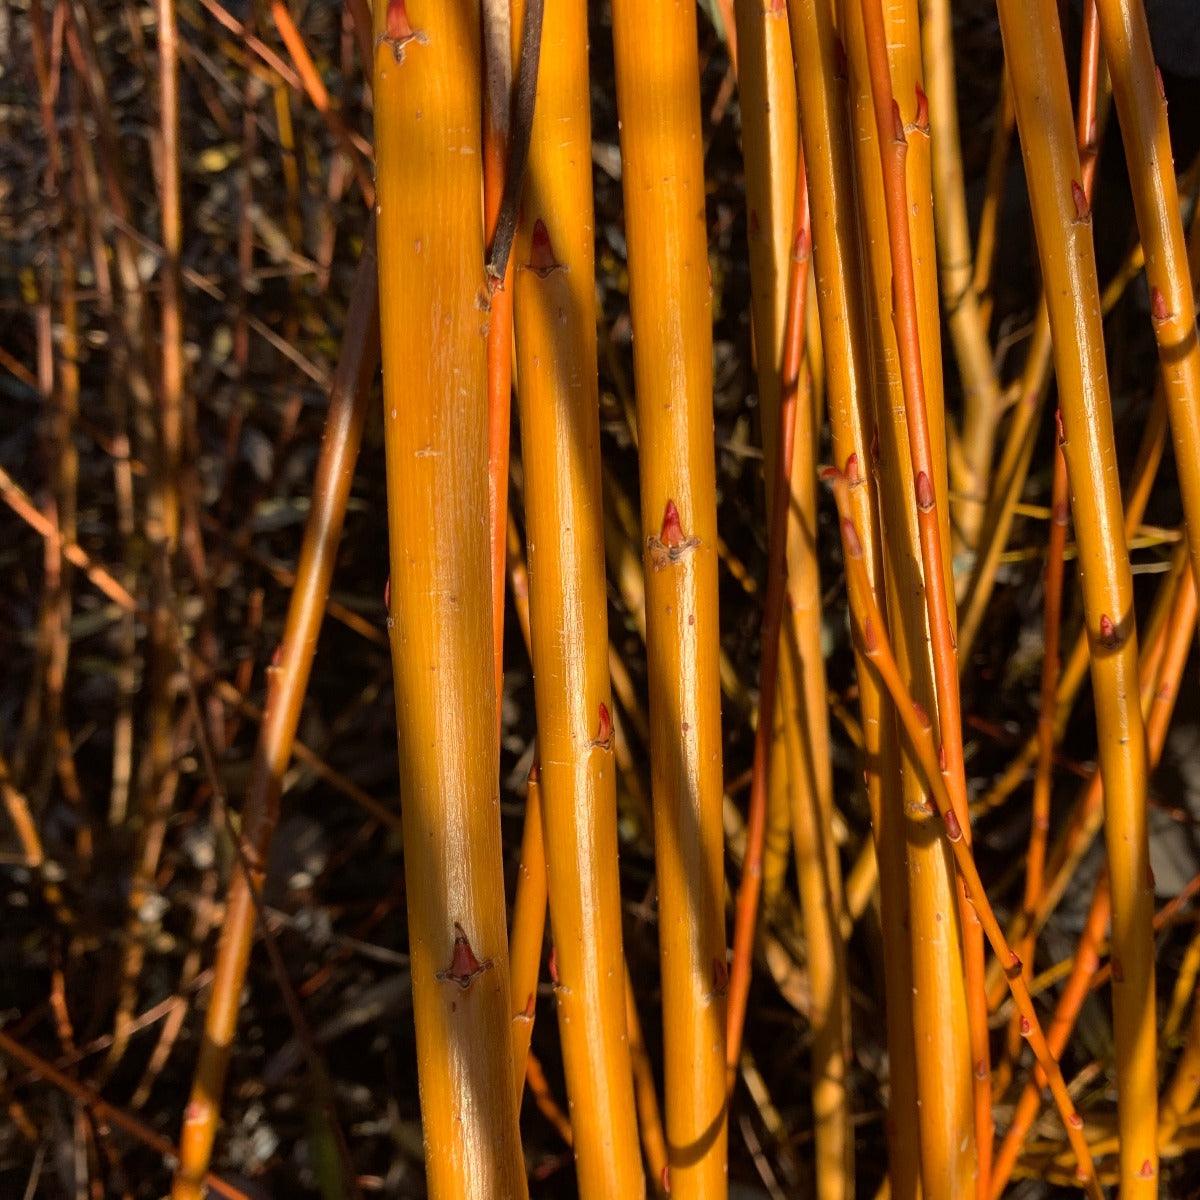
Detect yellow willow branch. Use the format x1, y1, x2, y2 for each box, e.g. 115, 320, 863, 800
610, 1, 729, 1191
1093, 0, 1200, 609
996, 0, 1157, 1187
510, 0, 644, 1182
374, 2, 527, 1194
788, 0, 921, 1190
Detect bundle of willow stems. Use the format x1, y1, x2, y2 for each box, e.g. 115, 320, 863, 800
2, 0, 1200, 1195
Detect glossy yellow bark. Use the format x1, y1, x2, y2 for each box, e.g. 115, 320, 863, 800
374, 4, 527, 1195
510, 0, 645, 1188
610, 1, 728, 1191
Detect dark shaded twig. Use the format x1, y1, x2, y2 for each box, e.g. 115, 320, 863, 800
485, 0, 544, 283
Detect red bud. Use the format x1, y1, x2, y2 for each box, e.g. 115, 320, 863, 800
437, 923, 492, 989
595, 702, 613, 747
1098, 613, 1120, 648
1071, 180, 1090, 221
528, 219, 561, 276
914, 83, 929, 131
943, 806, 962, 842
385, 0, 414, 42
660, 500, 685, 548
915, 470, 934, 512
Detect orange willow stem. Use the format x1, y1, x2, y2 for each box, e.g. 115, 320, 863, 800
827, 469, 1103, 1200
855, 0, 991, 1183
789, 0, 921, 1189
374, 3, 527, 1195
157, 0, 182, 553
171, 229, 380, 1200
483, 0, 513, 713
610, 0, 729, 1188
1093, 0, 1200, 610
727, 159, 811, 1073
510, 0, 644, 1183
996, 0, 1157, 1186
